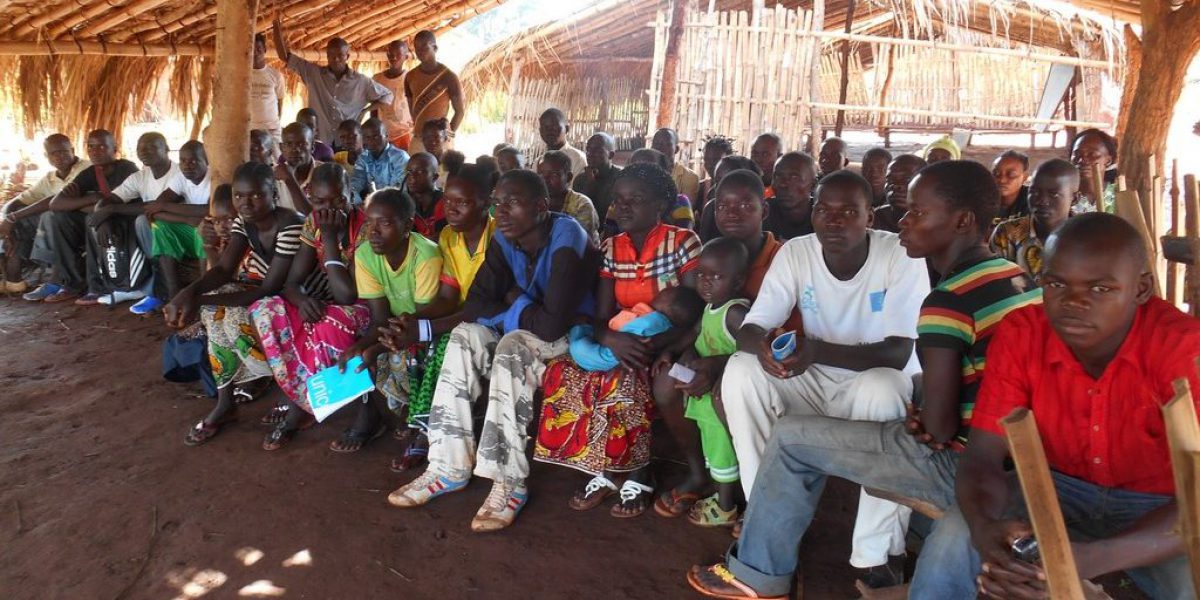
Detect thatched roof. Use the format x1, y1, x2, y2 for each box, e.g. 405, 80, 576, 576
0, 0, 507, 141
461, 0, 1127, 99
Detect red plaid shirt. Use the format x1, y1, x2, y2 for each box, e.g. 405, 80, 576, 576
974, 298, 1200, 495
601, 223, 701, 309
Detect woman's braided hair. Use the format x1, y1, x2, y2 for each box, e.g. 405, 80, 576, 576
616, 162, 677, 214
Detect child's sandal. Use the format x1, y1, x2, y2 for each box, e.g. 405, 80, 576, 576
687, 494, 739, 528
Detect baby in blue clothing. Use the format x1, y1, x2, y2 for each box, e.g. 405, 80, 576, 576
570, 285, 706, 371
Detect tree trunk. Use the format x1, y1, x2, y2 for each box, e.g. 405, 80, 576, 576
1114, 25, 1142, 143
1118, 4, 1200, 194
207, 0, 259, 206
656, 0, 689, 129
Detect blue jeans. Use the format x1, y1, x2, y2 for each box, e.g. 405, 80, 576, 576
725, 415, 959, 596
909, 470, 1194, 599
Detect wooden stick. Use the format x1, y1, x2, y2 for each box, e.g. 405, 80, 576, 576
1185, 176, 1200, 314
1091, 163, 1106, 210
0, 40, 383, 61
1001, 408, 1086, 600
805, 101, 1111, 130
1169, 161, 1183, 305
833, 0, 856, 137
806, 0, 826, 154
1114, 190, 1162, 296
1165, 376, 1200, 593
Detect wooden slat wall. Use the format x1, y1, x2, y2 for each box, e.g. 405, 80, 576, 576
649, 5, 1115, 163
505, 75, 650, 158
651, 4, 820, 173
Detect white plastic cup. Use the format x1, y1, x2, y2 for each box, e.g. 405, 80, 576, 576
771, 331, 797, 361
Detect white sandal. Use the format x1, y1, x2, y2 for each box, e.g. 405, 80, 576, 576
569, 475, 618, 511
611, 479, 655, 518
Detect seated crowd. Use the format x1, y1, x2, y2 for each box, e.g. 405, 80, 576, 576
2, 29, 1195, 600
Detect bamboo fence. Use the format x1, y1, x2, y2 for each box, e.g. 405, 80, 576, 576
505, 75, 651, 158
650, 5, 823, 173
648, 4, 1120, 173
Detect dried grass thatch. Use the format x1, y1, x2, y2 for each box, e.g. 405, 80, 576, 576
0, 0, 508, 141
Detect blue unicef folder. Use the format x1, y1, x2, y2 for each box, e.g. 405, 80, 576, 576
306, 357, 375, 423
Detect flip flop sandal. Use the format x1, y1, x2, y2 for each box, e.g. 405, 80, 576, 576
610, 479, 655, 518
259, 405, 290, 426
329, 422, 387, 453
262, 414, 315, 451
686, 564, 786, 600
653, 488, 703, 518
184, 412, 238, 447
568, 475, 618, 511
687, 494, 739, 528
389, 438, 429, 473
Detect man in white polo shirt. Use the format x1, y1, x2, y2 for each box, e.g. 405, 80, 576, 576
722, 169, 929, 582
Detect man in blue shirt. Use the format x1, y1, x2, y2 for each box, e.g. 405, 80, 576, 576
351, 118, 410, 203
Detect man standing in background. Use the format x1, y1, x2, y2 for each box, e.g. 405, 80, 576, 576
249, 33, 285, 143
373, 40, 416, 151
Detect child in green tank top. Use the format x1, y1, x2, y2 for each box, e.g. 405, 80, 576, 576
672, 238, 751, 527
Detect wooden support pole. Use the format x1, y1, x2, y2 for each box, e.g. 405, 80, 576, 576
1114, 189, 1162, 297
875, 43, 896, 138
503, 57, 523, 144
1002, 408, 1086, 600
833, 0, 856, 138
1165, 375, 1200, 592
806, 0, 826, 153
656, 0, 689, 129
1186, 176, 1200, 315
207, 0, 260, 206
1169, 160, 1183, 305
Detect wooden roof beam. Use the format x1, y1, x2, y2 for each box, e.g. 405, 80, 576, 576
48, 0, 172, 39
361, 0, 503, 50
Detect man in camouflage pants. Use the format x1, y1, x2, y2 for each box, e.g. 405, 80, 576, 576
386, 170, 597, 533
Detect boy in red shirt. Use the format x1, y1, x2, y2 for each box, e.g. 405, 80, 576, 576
910, 212, 1200, 599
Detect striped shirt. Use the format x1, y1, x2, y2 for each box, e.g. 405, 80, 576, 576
601, 223, 701, 309
231, 217, 303, 282
299, 206, 368, 301
917, 256, 1042, 444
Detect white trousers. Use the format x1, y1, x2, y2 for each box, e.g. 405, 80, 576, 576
721, 351, 913, 568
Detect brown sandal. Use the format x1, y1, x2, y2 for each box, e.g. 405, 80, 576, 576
259, 404, 290, 426
686, 564, 785, 599
261, 414, 315, 451
653, 488, 702, 518
610, 479, 655, 518
568, 475, 618, 511
184, 411, 238, 446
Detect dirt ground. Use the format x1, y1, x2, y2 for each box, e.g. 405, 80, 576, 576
0, 297, 869, 600
0, 295, 1147, 600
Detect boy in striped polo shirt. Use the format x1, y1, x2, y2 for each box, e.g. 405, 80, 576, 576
688, 160, 1041, 597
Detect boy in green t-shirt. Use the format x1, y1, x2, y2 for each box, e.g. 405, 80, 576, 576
334, 188, 442, 452
670, 237, 751, 528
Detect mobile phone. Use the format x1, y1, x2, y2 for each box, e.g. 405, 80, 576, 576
1011, 536, 1040, 564
668, 362, 696, 384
